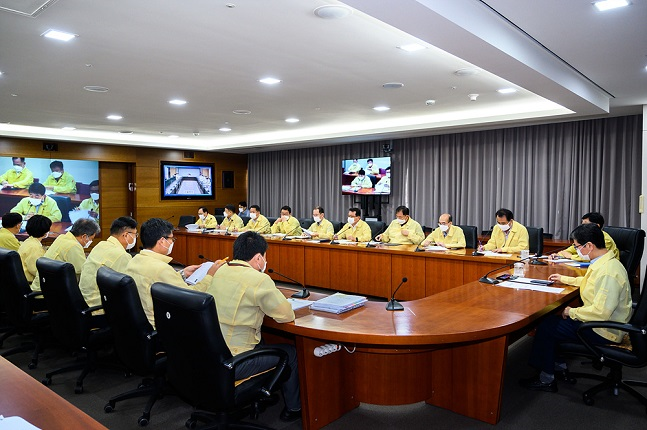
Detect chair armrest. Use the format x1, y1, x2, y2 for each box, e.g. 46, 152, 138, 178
224, 347, 289, 396
81, 305, 103, 315
576, 321, 645, 360
25, 291, 43, 299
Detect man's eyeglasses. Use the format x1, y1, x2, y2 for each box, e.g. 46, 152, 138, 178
163, 236, 177, 243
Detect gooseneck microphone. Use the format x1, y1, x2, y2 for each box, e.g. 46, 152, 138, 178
282, 222, 302, 241
386, 277, 407, 311
198, 254, 213, 262
330, 224, 351, 245
267, 268, 310, 299
365, 224, 386, 248
413, 234, 428, 253
478, 254, 535, 284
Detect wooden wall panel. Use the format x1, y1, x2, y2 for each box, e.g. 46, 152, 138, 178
356, 252, 391, 298
391, 255, 426, 300
426, 258, 464, 296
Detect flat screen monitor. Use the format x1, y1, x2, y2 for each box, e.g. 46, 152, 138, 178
160, 161, 215, 200
341, 157, 391, 195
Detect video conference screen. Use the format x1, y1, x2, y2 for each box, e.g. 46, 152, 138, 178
341, 156, 391, 195
161, 161, 215, 200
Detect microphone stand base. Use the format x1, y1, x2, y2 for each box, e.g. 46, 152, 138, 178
479, 276, 500, 284
414, 248, 426, 252
472, 251, 484, 256
291, 289, 310, 299
530, 259, 548, 266
385, 299, 404, 311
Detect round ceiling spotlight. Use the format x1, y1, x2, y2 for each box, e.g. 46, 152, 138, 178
314, 5, 352, 19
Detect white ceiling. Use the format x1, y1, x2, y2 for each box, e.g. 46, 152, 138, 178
0, 0, 645, 153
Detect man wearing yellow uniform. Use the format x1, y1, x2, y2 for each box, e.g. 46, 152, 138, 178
334, 207, 371, 242
271, 206, 302, 236
77, 180, 100, 219
125, 218, 225, 328
552, 212, 619, 261
0, 212, 22, 251
78, 217, 138, 315
31, 218, 100, 292
306, 206, 334, 240
219, 204, 244, 231
350, 169, 372, 189
374, 166, 390, 194
206, 231, 301, 421
423, 213, 466, 248
42, 160, 77, 194
11, 182, 62, 222
17, 215, 51, 286
479, 208, 528, 253
345, 158, 361, 173
520, 224, 632, 392
0, 157, 34, 189
196, 206, 218, 229
238, 205, 270, 234
365, 158, 380, 175
376, 206, 424, 245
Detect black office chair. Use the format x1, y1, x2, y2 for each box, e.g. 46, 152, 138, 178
455, 225, 478, 249
422, 225, 433, 235
366, 221, 386, 240
49, 195, 73, 222
178, 215, 196, 228
150, 282, 288, 430
0, 248, 49, 369
97, 267, 166, 427
603, 226, 645, 289
526, 226, 544, 256
559, 269, 647, 411
240, 216, 251, 226
266, 216, 278, 226
36, 257, 114, 393
299, 218, 312, 231
331, 220, 343, 233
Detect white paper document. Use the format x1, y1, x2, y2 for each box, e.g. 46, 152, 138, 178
287, 298, 314, 311
0, 416, 41, 430
185, 262, 213, 285
497, 280, 564, 294
425, 245, 447, 251
481, 251, 513, 257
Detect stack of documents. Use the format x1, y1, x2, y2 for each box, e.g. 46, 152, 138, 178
311, 292, 368, 314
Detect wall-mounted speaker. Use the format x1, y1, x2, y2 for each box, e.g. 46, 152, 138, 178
222, 171, 234, 188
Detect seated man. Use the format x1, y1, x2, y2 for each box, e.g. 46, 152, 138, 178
520, 223, 632, 392
196, 206, 218, 229
552, 212, 619, 261
350, 169, 372, 189
345, 158, 361, 173
78, 216, 138, 315
11, 182, 63, 222
479, 208, 528, 253
423, 213, 466, 248
126, 218, 225, 328
306, 206, 334, 240
219, 204, 244, 231
238, 205, 270, 233
17, 215, 52, 286
376, 206, 424, 245
238, 201, 250, 217
374, 166, 390, 194
31, 218, 100, 292
333, 207, 371, 242
206, 231, 301, 421
0, 212, 22, 251
0, 157, 34, 189
42, 160, 77, 194
364, 158, 380, 175
271, 205, 302, 236
77, 180, 100, 219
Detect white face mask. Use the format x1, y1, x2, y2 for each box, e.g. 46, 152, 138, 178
396, 218, 406, 225
198, 214, 205, 220
576, 244, 590, 261
90, 193, 99, 201
282, 215, 289, 221
257, 255, 267, 273
223, 211, 228, 218
439, 224, 449, 232
386, 173, 391, 178
29, 197, 42, 206
51, 171, 63, 179
313, 215, 321, 223
13, 165, 23, 173
125, 233, 136, 250
347, 217, 355, 225
83, 236, 93, 249
358, 176, 365, 181
498, 222, 511, 232
250, 212, 257, 220
239, 207, 244, 213
163, 238, 174, 255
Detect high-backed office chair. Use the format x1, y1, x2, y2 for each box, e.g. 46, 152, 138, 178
331, 220, 342, 233
240, 216, 251, 226
455, 225, 478, 249
97, 267, 166, 427
178, 215, 196, 228
76, 182, 90, 195
526, 226, 544, 256
603, 226, 645, 286
50, 195, 73, 222
422, 225, 433, 235
559, 269, 647, 410
36, 257, 113, 393
299, 218, 312, 231
366, 221, 386, 240
150, 282, 288, 429
266, 216, 278, 226
0, 248, 49, 369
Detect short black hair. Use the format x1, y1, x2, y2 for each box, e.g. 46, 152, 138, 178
495, 208, 514, 221
570, 223, 605, 249
314, 206, 324, 214
140, 218, 174, 249
281, 205, 292, 214
239, 201, 247, 207
49, 160, 63, 170
233, 231, 268, 261
357, 169, 366, 176
12, 157, 25, 163
110, 216, 137, 235
386, 166, 391, 171
349, 207, 361, 217
198, 206, 209, 213
225, 204, 236, 212
2, 212, 22, 228
25, 214, 51, 237
395, 206, 409, 216
70, 218, 101, 237
367, 158, 373, 163
28, 182, 46, 195
89, 180, 99, 188
250, 205, 261, 212
582, 212, 605, 228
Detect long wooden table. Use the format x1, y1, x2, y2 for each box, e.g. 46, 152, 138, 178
0, 356, 106, 429
264, 262, 584, 428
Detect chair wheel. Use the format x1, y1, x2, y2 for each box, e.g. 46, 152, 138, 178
28, 361, 38, 370
104, 403, 114, 413
138, 416, 149, 427
583, 394, 594, 406
75, 385, 84, 394
42, 377, 52, 386
185, 418, 197, 429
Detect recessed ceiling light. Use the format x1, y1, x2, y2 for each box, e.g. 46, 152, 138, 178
106, 115, 122, 120
233, 110, 251, 115
314, 5, 352, 19
61, 127, 76, 131
285, 118, 300, 123
497, 88, 517, 94
373, 106, 390, 112
0, 71, 3, 76
397, 44, 425, 52
168, 135, 179, 139
42, 29, 78, 42
258, 77, 281, 85
383, 82, 404, 89
84, 85, 109, 93
219, 127, 232, 132
593, 0, 629, 12
168, 99, 187, 105
468, 94, 479, 101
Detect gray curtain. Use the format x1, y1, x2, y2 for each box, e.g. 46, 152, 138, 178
249, 115, 642, 239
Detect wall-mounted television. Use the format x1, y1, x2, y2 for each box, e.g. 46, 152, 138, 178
341, 156, 391, 195
160, 161, 215, 200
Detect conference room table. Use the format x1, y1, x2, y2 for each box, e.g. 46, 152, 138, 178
0, 356, 106, 429
263, 262, 584, 429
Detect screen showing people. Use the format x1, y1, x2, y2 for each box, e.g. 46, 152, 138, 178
341, 157, 391, 195
161, 162, 214, 199
0, 156, 99, 225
